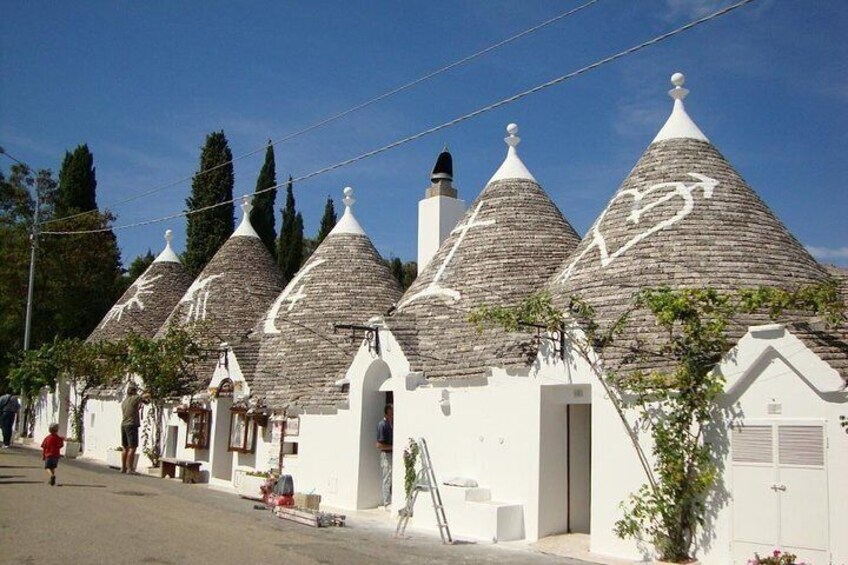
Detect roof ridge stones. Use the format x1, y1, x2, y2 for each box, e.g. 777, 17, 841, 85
549, 72, 832, 376
251, 187, 402, 413
387, 123, 581, 381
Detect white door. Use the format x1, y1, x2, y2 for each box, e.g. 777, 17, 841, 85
731, 421, 829, 565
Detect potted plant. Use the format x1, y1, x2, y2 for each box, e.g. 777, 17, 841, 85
748, 550, 807, 565
236, 469, 271, 500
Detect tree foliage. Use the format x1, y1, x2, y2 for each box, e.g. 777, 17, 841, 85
56, 144, 97, 216
277, 176, 304, 283
316, 195, 337, 245
471, 282, 844, 562
251, 142, 277, 259
184, 131, 234, 277
121, 324, 210, 466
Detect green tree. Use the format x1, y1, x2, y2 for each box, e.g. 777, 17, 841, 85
121, 324, 209, 466
316, 195, 336, 245
184, 131, 234, 277
277, 176, 304, 282
251, 142, 277, 259
385, 257, 417, 291
55, 144, 97, 217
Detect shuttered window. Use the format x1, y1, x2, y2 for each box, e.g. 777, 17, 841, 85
778, 425, 824, 467
732, 425, 773, 463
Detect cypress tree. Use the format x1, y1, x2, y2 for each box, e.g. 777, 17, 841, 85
184, 131, 234, 277
251, 142, 277, 258
56, 144, 97, 217
46, 149, 124, 340
276, 176, 304, 283
316, 196, 337, 245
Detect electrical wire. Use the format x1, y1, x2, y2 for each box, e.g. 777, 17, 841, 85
37, 0, 601, 227
41, 0, 758, 236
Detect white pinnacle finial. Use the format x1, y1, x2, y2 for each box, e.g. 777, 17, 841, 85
652, 71, 708, 143
154, 228, 180, 263
489, 122, 535, 183
232, 194, 259, 238
343, 186, 355, 208
505, 123, 520, 148
328, 186, 365, 236
669, 72, 689, 101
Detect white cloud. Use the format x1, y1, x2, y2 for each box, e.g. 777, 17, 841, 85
805, 246, 848, 260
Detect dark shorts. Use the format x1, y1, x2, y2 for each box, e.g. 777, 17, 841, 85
44, 457, 60, 470
121, 425, 139, 449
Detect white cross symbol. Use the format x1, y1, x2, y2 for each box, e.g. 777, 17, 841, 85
284, 286, 307, 311
264, 258, 326, 334
400, 201, 496, 308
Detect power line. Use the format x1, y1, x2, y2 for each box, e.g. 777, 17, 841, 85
42, 0, 758, 237
37, 0, 601, 227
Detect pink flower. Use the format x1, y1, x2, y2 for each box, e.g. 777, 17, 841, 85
773, 550, 782, 557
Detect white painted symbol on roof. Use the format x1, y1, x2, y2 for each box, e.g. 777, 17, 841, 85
557, 173, 718, 282
400, 200, 496, 308
101, 273, 163, 326
263, 258, 327, 334
181, 274, 224, 322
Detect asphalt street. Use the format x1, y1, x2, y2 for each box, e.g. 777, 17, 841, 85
0, 446, 594, 565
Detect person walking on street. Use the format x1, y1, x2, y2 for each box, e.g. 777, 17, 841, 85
41, 423, 65, 486
376, 404, 393, 509
120, 385, 147, 474
0, 391, 21, 448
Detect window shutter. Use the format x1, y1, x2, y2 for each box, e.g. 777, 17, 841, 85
778, 425, 824, 466
732, 425, 773, 463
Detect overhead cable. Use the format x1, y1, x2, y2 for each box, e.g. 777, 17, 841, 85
38, 0, 601, 227
42, 0, 758, 236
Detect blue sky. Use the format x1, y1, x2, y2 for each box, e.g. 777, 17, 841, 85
2, 0, 846, 268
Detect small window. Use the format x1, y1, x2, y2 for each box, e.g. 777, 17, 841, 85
185, 409, 211, 449
228, 409, 257, 453
779, 425, 824, 467
282, 441, 299, 456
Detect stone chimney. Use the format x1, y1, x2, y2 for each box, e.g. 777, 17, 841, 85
417, 146, 466, 271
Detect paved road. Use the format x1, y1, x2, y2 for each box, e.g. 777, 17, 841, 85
0, 447, 592, 565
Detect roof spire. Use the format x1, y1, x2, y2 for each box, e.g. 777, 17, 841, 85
153, 228, 181, 263
232, 195, 260, 238
328, 186, 365, 236
488, 123, 537, 183
652, 72, 709, 143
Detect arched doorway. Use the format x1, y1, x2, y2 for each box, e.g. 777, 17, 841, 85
210, 379, 234, 482
355, 360, 392, 509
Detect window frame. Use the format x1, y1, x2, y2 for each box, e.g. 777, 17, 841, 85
227, 408, 258, 453
184, 408, 211, 449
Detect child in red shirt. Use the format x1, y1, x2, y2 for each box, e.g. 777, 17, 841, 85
41, 423, 64, 486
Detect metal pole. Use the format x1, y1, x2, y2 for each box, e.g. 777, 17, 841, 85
23, 190, 39, 351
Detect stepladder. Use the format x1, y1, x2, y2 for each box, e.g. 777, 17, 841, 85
395, 437, 452, 544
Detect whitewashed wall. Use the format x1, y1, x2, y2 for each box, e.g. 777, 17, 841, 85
582, 325, 848, 565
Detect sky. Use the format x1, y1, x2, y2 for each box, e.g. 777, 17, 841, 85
1, 0, 846, 269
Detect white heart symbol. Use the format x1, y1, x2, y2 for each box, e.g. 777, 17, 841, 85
557, 173, 718, 282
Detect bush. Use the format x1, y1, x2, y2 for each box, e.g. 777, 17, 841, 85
748, 549, 806, 565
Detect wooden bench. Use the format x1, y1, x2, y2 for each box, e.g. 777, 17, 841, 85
159, 458, 202, 484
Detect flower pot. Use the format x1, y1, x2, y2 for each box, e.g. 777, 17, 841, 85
63, 441, 81, 459
654, 560, 699, 565
234, 470, 268, 500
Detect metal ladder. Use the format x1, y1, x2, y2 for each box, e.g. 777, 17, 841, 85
395, 437, 452, 544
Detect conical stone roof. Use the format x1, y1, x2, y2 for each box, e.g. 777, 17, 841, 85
157, 199, 284, 357
549, 73, 830, 374
387, 124, 581, 380
251, 187, 403, 413
88, 230, 193, 343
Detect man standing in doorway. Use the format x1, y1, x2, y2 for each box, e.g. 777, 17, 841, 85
376, 404, 393, 508
120, 385, 147, 474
